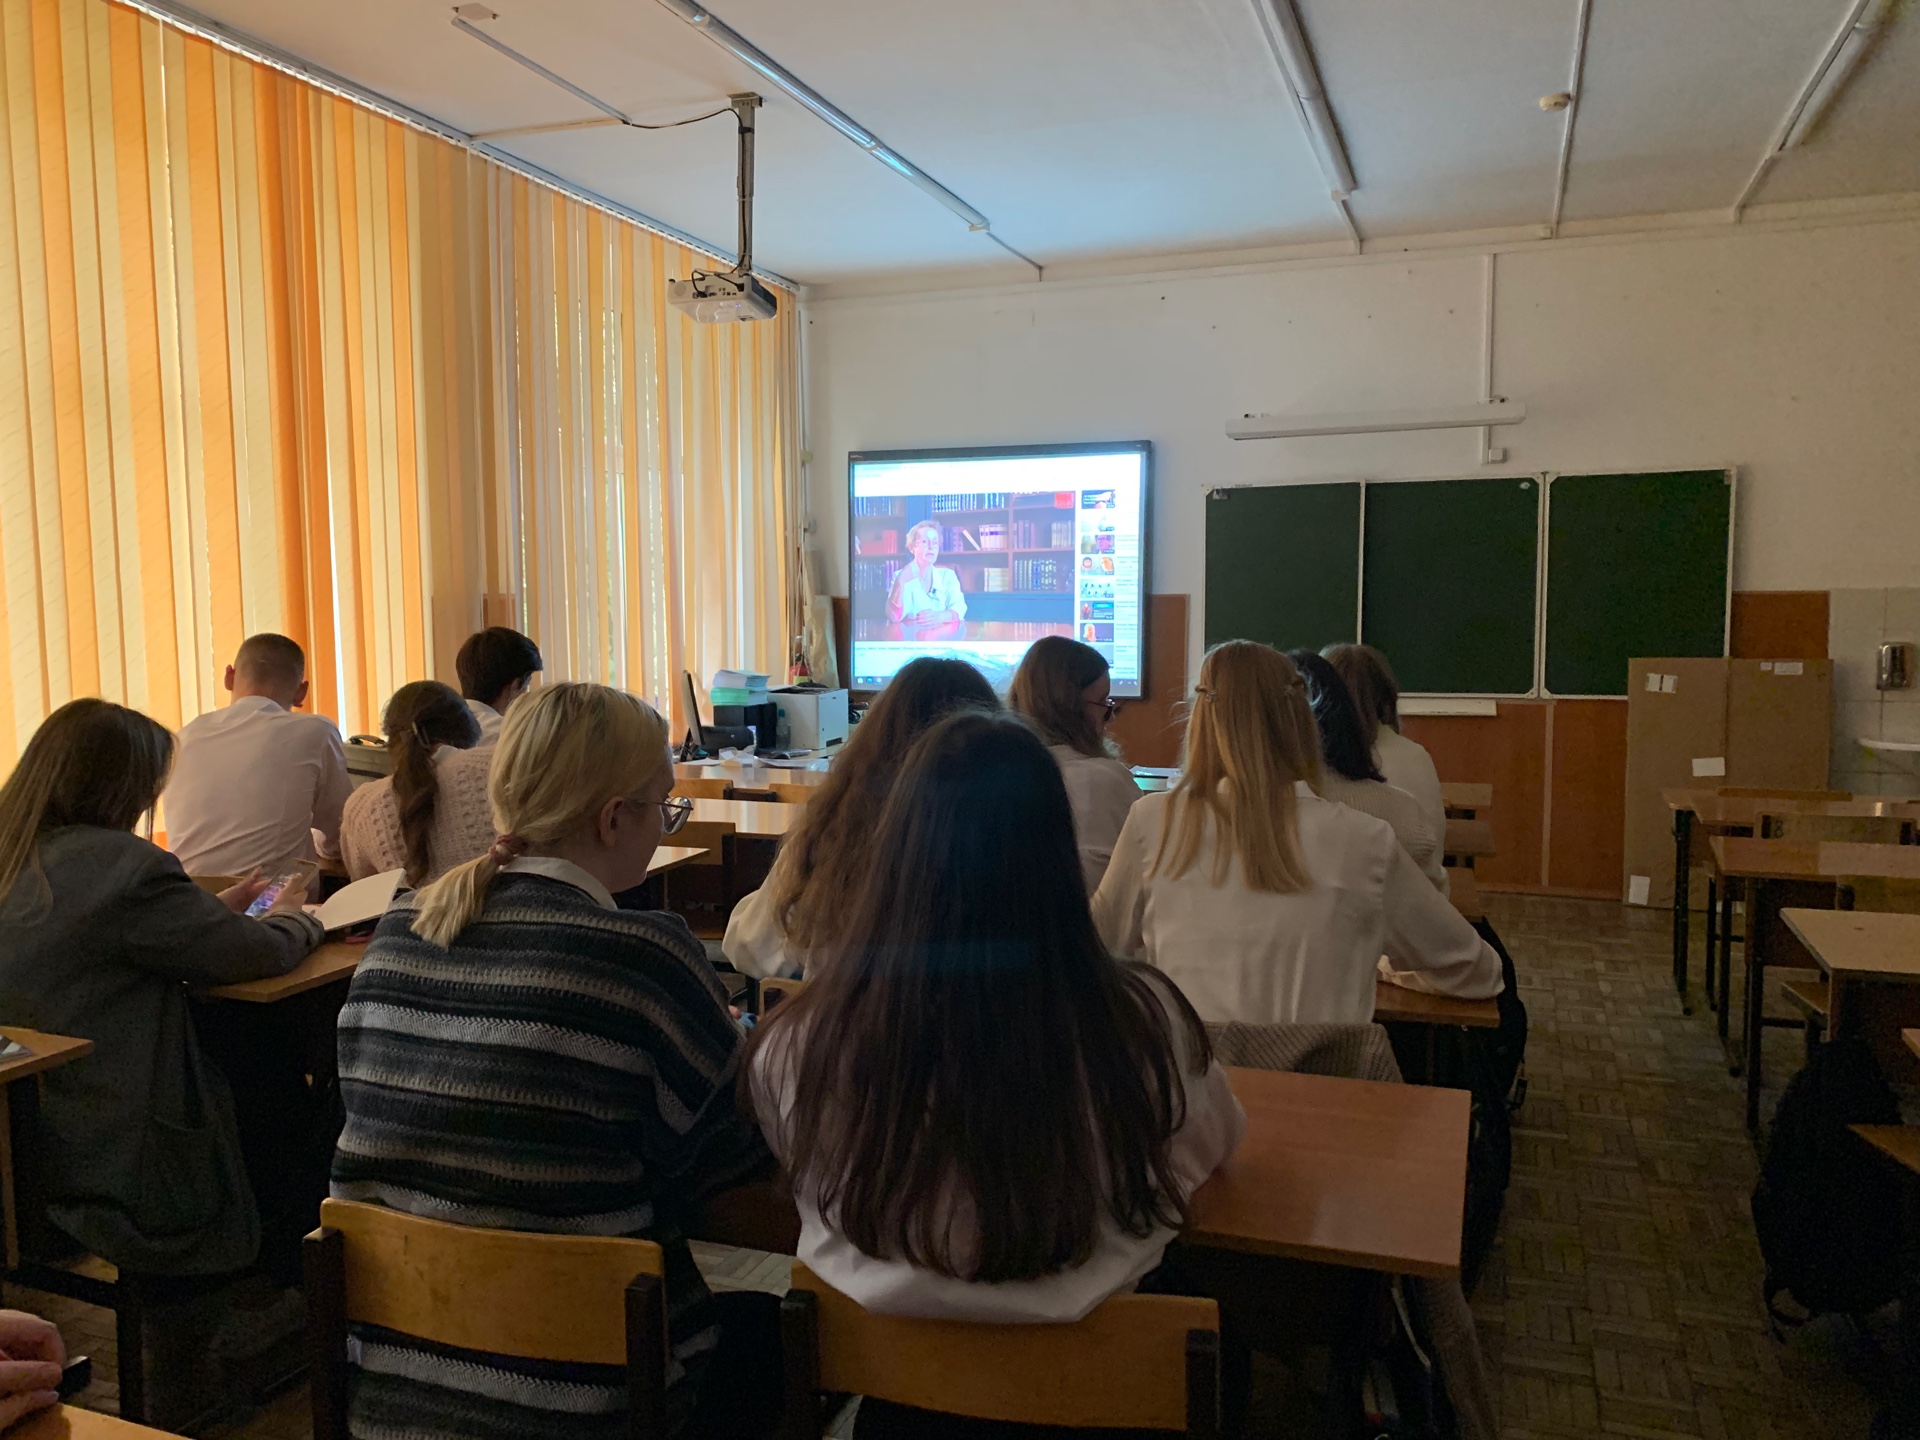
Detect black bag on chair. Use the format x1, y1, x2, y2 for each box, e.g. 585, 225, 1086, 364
1750, 1033, 1902, 1325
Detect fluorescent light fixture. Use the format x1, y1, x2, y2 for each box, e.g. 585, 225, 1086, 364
1227, 400, 1525, 441
1249, 0, 1358, 198
1777, 0, 1888, 150
651, 0, 991, 232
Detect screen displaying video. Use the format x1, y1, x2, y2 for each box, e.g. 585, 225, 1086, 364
849, 443, 1151, 696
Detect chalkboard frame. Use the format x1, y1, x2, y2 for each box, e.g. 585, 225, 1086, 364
1540, 468, 1736, 699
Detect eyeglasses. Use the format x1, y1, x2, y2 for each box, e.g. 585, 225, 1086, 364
1088, 696, 1119, 715
657, 797, 693, 836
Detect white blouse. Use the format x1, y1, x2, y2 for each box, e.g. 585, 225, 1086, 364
1316, 772, 1445, 891
749, 969, 1245, 1324
889, 565, 968, 622
1091, 786, 1501, 1027
721, 861, 805, 980
1049, 745, 1141, 892
1374, 728, 1448, 889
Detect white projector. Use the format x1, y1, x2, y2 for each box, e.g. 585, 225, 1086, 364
667, 269, 779, 323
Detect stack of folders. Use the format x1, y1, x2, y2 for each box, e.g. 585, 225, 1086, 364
711, 669, 771, 707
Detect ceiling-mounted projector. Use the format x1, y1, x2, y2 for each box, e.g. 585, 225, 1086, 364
670, 92, 778, 323
668, 269, 778, 322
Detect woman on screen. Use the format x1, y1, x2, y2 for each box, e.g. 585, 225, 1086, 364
885, 521, 968, 628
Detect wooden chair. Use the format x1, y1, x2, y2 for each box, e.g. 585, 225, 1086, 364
1845, 876, 1920, 915
769, 784, 815, 805
1443, 866, 1483, 923
1766, 813, 1906, 845
1779, 975, 1830, 1060
776, 1262, 1220, 1438
305, 1198, 668, 1440
1717, 787, 1850, 802
664, 821, 739, 937
673, 777, 732, 800
758, 976, 807, 1013
726, 785, 779, 803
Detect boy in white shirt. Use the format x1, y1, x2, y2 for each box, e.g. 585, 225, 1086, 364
454, 626, 543, 744
165, 634, 352, 879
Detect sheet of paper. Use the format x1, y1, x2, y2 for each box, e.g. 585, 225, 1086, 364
1774, 660, 1804, 676
1691, 756, 1727, 778
1660, 674, 1677, 693
1627, 875, 1651, 907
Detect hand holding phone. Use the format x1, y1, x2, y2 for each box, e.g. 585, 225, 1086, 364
244, 863, 316, 919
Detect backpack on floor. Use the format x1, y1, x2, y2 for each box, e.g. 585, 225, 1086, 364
1750, 1033, 1903, 1324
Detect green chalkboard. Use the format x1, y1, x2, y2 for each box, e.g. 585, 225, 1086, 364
1204, 483, 1360, 653
1360, 477, 1540, 694
1545, 470, 1731, 696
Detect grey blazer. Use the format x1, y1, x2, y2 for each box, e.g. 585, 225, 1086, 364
0, 826, 323, 1275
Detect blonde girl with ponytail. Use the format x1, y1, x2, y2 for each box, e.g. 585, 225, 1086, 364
1092, 641, 1501, 1027
333, 682, 781, 1435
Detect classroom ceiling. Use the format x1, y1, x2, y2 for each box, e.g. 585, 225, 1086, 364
175, 0, 1920, 287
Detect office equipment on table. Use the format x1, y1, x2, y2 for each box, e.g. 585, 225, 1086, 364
1544, 470, 1732, 697
682, 672, 755, 754
780, 1263, 1219, 1437
770, 686, 848, 750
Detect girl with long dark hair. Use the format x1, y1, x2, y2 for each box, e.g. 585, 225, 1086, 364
1008, 636, 1139, 890
747, 709, 1242, 1328
340, 680, 488, 884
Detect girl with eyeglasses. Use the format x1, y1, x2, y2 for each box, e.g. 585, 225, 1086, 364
1008, 636, 1140, 892
332, 682, 779, 1438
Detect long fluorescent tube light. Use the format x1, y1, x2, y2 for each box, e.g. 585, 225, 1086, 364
1777, 0, 1887, 151
1249, 0, 1358, 198
650, 0, 990, 232
1227, 400, 1525, 441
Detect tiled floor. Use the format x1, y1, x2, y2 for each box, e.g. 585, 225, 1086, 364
16, 893, 1905, 1437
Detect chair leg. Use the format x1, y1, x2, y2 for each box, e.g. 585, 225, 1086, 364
1703, 874, 1718, 1013
776, 1290, 821, 1440
115, 1278, 146, 1424
1185, 1328, 1221, 1440
1719, 881, 1738, 1060
305, 1228, 349, 1440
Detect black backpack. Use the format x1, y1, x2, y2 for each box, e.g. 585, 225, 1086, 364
1750, 1034, 1903, 1323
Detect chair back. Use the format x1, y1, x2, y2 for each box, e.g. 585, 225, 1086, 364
1770, 813, 1905, 845
769, 784, 815, 806
305, 1199, 668, 1440
758, 976, 808, 1012
1718, 786, 1850, 801
189, 875, 242, 894
673, 777, 732, 800
727, 786, 779, 802
1844, 876, 1920, 915
675, 820, 736, 869
778, 1263, 1219, 1437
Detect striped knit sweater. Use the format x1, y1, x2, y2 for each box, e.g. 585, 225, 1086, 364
332, 873, 772, 1440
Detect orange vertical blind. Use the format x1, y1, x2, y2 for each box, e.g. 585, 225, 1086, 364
0, 0, 800, 761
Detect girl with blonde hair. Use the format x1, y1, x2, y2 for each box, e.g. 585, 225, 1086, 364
1093, 642, 1499, 1026
1008, 635, 1139, 890
332, 682, 779, 1437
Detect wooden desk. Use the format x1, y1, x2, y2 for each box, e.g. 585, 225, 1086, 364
13, 1406, 182, 1439
687, 799, 798, 840
1711, 839, 1920, 1130
675, 761, 833, 791
0, 1031, 95, 1271
1440, 783, 1492, 816
1441, 818, 1496, 863
1372, 980, 1499, 1029
1186, 1068, 1468, 1280
1853, 1120, 1920, 1432
207, 847, 710, 1003
1779, 910, 1920, 1068
1662, 789, 1918, 1011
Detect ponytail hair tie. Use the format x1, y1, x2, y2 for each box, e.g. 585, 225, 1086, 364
488, 833, 528, 865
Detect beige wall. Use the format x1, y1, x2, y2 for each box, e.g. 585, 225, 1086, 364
803, 214, 1920, 673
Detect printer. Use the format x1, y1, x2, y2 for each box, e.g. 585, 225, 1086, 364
771, 687, 849, 751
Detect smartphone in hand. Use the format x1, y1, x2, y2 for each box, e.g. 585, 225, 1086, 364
244, 872, 300, 918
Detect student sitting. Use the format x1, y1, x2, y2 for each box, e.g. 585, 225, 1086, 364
339, 681, 492, 884
1094, 642, 1499, 1027
747, 710, 1243, 1335
1009, 636, 1139, 891
1288, 650, 1445, 890
165, 633, 353, 879
455, 625, 543, 744
1322, 642, 1448, 871
332, 682, 778, 1439
722, 657, 997, 980
0, 700, 323, 1287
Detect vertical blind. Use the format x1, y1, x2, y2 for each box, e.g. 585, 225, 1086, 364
0, 0, 800, 761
